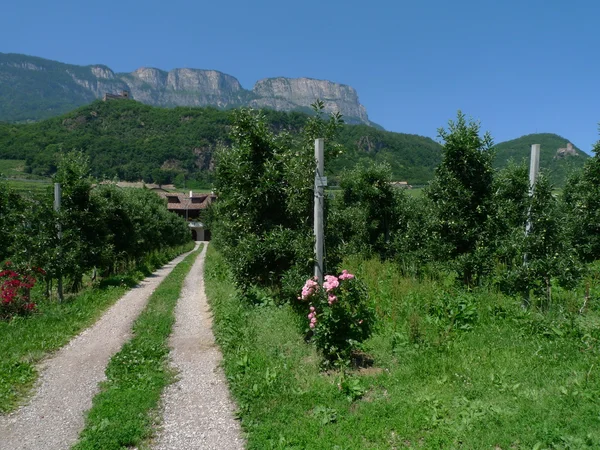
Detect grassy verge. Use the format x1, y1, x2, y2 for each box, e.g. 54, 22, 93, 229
205, 246, 600, 449
72, 245, 201, 450
0, 242, 194, 414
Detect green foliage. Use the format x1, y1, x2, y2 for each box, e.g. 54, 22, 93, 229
0, 99, 443, 187
428, 291, 479, 331
4, 151, 190, 300
426, 111, 495, 284
298, 272, 374, 364
428, 112, 495, 257
328, 163, 400, 263
205, 247, 600, 449
563, 142, 600, 262
487, 162, 530, 271
210, 103, 342, 292
502, 174, 582, 304
0, 179, 23, 261
493, 133, 588, 187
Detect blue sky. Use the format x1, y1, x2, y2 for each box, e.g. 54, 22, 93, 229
3, 0, 600, 153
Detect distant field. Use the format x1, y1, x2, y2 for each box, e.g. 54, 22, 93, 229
1, 159, 50, 197
6, 179, 52, 196
0, 159, 27, 177
405, 187, 424, 198
0, 159, 49, 181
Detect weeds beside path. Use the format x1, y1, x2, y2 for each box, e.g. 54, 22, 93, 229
0, 244, 197, 450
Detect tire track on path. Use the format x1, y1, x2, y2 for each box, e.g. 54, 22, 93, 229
0, 244, 198, 450
152, 243, 244, 450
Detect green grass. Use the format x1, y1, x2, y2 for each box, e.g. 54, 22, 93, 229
0, 243, 194, 414
0, 159, 50, 180
72, 245, 201, 450
205, 247, 600, 449
0, 158, 53, 197
0, 159, 26, 176
6, 178, 52, 197
405, 186, 424, 198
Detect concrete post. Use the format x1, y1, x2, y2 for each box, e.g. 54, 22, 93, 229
525, 144, 541, 237
54, 183, 63, 302
314, 138, 325, 284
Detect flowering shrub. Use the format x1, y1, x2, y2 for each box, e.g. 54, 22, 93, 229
299, 270, 374, 363
0, 262, 44, 319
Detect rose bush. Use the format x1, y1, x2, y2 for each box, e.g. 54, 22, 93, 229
0, 262, 44, 319
299, 270, 373, 364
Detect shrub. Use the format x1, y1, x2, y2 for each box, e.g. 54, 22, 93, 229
210, 102, 343, 292
0, 262, 44, 319
427, 111, 495, 285
298, 270, 374, 364
428, 290, 478, 332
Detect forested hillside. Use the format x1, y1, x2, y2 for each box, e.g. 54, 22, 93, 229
0, 100, 443, 185
0, 52, 376, 126
493, 133, 588, 186
0, 99, 589, 187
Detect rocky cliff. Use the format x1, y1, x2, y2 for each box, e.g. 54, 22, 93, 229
0, 53, 374, 125
251, 77, 370, 123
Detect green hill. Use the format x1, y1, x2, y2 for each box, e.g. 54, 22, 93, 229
492, 133, 589, 186
0, 100, 443, 185
0, 53, 115, 122
1, 100, 587, 187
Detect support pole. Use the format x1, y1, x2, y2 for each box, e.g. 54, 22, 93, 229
314, 138, 325, 284
54, 183, 63, 302
525, 144, 540, 237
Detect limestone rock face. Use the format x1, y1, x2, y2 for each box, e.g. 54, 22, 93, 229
0, 52, 374, 125
120, 68, 245, 108
556, 142, 579, 158
90, 65, 115, 79
129, 67, 168, 88
251, 77, 370, 123
3, 61, 45, 71
66, 69, 128, 99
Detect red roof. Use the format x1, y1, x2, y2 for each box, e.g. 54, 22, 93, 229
156, 192, 216, 210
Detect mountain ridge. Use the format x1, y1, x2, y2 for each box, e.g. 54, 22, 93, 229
0, 52, 376, 126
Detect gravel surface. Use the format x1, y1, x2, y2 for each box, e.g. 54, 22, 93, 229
152, 243, 245, 450
0, 247, 196, 450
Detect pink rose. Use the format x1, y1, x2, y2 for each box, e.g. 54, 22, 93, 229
339, 270, 354, 280
323, 275, 339, 292
301, 279, 319, 300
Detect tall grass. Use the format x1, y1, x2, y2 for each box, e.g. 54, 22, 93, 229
206, 246, 600, 449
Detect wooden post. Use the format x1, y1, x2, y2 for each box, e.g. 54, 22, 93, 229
54, 183, 63, 302
314, 138, 326, 284
525, 144, 540, 237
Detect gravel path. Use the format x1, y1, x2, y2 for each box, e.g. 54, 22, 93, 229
152, 243, 245, 450
0, 246, 197, 450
